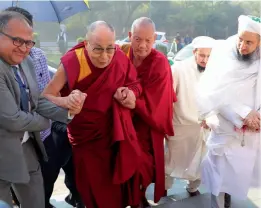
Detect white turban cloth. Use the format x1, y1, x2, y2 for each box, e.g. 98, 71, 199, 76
238, 15, 261, 35
192, 36, 215, 49
196, 35, 260, 117
196, 15, 261, 117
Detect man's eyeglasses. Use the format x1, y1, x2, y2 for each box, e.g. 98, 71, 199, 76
0, 31, 35, 49
88, 43, 116, 55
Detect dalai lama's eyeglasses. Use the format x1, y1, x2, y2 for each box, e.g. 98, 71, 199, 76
0, 31, 35, 49
88, 43, 116, 55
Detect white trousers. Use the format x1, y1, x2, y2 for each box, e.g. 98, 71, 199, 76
211, 193, 225, 208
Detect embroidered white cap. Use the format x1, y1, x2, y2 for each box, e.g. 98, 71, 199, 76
192, 36, 215, 49
238, 15, 261, 35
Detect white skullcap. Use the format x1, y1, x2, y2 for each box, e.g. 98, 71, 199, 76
192, 36, 215, 49
238, 15, 261, 35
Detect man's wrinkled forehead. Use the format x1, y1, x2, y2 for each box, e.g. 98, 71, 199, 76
132, 25, 155, 38
89, 32, 115, 46
4, 18, 31, 32
133, 22, 154, 32
238, 30, 260, 42
196, 48, 212, 54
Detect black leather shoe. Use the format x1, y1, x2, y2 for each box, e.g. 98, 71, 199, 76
46, 203, 56, 208
65, 193, 85, 208
224, 193, 231, 208
76, 202, 85, 208
65, 193, 76, 207
187, 189, 201, 197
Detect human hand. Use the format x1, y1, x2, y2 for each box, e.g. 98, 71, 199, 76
200, 120, 209, 129
114, 87, 128, 102
244, 110, 260, 131
114, 87, 136, 109
67, 90, 87, 115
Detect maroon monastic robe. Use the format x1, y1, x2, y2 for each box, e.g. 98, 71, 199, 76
60, 42, 142, 208
121, 44, 176, 205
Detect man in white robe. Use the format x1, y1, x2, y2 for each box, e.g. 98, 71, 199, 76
165, 36, 215, 196
197, 15, 261, 208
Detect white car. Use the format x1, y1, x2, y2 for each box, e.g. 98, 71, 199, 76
48, 65, 57, 78
173, 44, 193, 62
116, 31, 168, 46
155, 31, 168, 45
168, 44, 194, 64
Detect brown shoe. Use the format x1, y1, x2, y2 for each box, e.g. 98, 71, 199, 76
186, 189, 201, 197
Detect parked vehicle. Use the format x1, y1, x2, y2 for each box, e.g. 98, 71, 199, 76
174, 44, 193, 62
167, 44, 194, 65
47, 60, 58, 78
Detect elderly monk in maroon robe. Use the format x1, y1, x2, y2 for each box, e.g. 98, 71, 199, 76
120, 17, 176, 207
42, 21, 142, 208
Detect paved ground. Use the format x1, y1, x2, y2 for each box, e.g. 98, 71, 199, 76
50, 171, 261, 208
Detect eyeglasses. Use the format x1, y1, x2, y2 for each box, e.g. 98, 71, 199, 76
88, 43, 116, 55
0, 31, 35, 49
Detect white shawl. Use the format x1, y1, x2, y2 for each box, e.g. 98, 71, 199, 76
197, 35, 260, 117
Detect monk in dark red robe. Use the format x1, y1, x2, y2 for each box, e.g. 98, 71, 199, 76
121, 17, 177, 207
42, 21, 142, 208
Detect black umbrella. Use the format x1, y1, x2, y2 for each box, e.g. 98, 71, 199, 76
0, 0, 90, 23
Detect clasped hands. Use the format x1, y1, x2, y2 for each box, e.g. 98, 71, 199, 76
114, 87, 136, 109
243, 110, 260, 132
64, 87, 135, 116
200, 120, 209, 129
65, 89, 87, 115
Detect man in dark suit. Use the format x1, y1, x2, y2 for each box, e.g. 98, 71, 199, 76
4, 7, 84, 208
0, 11, 85, 208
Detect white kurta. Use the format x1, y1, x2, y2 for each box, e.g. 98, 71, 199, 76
199, 40, 261, 199
165, 57, 208, 183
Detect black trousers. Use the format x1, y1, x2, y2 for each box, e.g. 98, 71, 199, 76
40, 122, 81, 207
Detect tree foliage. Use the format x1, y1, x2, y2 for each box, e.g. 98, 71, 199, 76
35, 0, 260, 41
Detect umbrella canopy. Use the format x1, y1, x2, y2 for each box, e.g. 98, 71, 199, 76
0, 0, 90, 23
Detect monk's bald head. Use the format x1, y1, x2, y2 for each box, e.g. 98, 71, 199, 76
131, 17, 156, 34
86, 21, 115, 41
129, 17, 156, 59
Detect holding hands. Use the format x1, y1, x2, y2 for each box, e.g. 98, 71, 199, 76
200, 120, 209, 129
66, 90, 87, 115
114, 87, 136, 109
243, 110, 260, 131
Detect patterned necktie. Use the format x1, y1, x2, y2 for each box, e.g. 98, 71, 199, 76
12, 66, 29, 112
